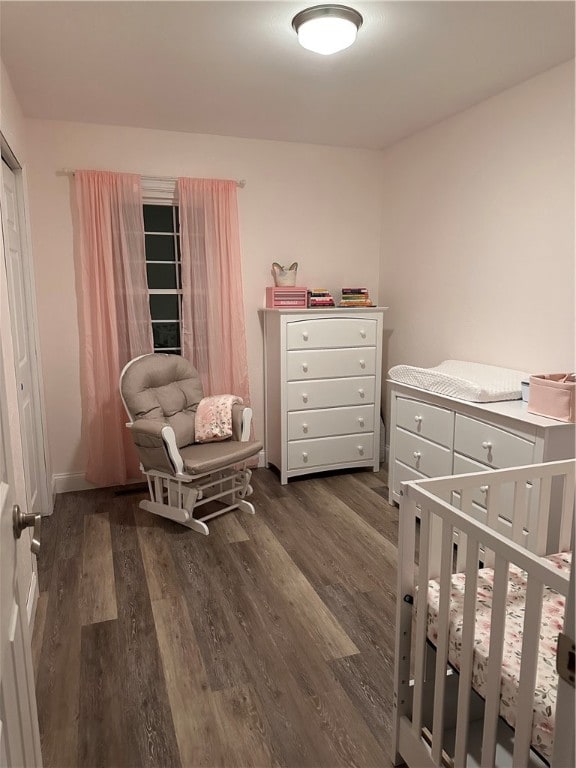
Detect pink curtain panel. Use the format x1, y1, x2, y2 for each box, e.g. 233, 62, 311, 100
178, 177, 252, 406
75, 171, 153, 486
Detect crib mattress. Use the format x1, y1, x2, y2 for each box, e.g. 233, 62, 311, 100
388, 360, 529, 402
426, 551, 571, 761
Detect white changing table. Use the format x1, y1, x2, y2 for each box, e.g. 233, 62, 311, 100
388, 382, 575, 505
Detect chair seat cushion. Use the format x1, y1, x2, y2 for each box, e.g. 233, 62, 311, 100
180, 440, 263, 475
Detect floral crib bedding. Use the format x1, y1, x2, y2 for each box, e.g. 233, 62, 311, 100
426, 551, 571, 761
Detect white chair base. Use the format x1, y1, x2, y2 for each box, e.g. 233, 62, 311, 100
140, 462, 255, 536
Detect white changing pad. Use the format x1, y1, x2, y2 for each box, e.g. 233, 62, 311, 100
388, 360, 529, 402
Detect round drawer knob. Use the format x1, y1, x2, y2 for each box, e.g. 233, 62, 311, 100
360, 330, 366, 338
358, 388, 365, 398
302, 393, 308, 403
302, 363, 308, 373
359, 359, 366, 369
302, 452, 308, 462
302, 423, 308, 433
302, 331, 309, 341
414, 415, 422, 424
357, 446, 364, 455
480, 485, 489, 493
358, 417, 365, 427
413, 451, 421, 460
482, 441, 492, 449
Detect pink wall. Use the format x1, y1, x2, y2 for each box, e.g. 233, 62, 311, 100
379, 61, 575, 399
23, 120, 384, 486
15, 60, 576, 487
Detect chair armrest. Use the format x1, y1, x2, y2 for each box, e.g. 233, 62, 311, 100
129, 419, 184, 475
231, 404, 252, 442
130, 418, 168, 444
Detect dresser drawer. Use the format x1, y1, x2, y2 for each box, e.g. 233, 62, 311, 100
454, 414, 534, 468
287, 376, 375, 411
287, 347, 376, 381
396, 397, 454, 447
288, 434, 374, 470
395, 428, 452, 477
287, 405, 374, 440
393, 460, 427, 498
393, 461, 452, 505
286, 318, 377, 350
453, 453, 533, 521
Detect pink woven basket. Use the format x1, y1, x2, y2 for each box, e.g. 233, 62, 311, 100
528, 373, 576, 422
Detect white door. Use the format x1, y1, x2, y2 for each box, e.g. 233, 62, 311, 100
0, 255, 42, 765
1, 160, 49, 526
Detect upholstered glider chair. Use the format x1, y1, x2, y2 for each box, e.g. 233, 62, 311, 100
120, 353, 262, 535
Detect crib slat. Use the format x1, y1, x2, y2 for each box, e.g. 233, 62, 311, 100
455, 488, 473, 571
393, 491, 418, 760
429, 509, 443, 580
513, 576, 544, 767
559, 469, 575, 552
431, 520, 454, 765
483, 483, 502, 568
511, 478, 528, 545
412, 509, 431, 739
454, 536, 480, 767
534, 475, 552, 555
480, 555, 509, 767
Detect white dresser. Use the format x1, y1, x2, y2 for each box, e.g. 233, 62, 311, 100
388, 382, 576, 507
261, 308, 387, 484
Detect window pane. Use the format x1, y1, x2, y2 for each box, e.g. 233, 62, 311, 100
153, 322, 181, 349
143, 205, 174, 233
149, 294, 179, 320
174, 206, 180, 233
147, 263, 177, 289
145, 234, 176, 262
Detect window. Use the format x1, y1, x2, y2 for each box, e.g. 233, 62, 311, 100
143, 203, 182, 354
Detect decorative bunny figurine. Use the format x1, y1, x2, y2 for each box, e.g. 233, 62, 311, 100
271, 262, 298, 287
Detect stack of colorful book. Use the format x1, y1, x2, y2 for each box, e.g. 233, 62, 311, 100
308, 289, 335, 308
339, 288, 374, 307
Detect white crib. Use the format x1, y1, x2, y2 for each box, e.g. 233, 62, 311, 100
392, 459, 575, 768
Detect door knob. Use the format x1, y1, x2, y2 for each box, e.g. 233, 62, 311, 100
13, 505, 41, 555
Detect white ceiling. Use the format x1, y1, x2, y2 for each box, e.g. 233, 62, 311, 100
1, 1, 574, 150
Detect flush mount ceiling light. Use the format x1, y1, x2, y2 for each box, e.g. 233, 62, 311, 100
292, 4, 363, 55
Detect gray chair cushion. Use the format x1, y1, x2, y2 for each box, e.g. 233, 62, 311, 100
121, 354, 204, 447
180, 439, 263, 475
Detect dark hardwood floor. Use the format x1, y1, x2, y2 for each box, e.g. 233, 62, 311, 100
32, 467, 399, 768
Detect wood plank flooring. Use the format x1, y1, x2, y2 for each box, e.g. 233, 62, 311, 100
33, 467, 399, 768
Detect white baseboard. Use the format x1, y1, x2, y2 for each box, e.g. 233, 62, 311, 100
52, 472, 97, 495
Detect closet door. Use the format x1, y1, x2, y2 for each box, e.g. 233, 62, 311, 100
0, 199, 43, 767
1, 159, 50, 528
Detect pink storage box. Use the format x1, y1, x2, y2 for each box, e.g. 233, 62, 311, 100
265, 286, 308, 308
527, 373, 576, 423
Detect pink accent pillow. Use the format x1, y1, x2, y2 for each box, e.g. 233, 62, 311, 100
195, 395, 243, 442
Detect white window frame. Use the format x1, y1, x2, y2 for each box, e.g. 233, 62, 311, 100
142, 178, 182, 354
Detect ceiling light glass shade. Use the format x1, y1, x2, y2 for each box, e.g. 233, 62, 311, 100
292, 5, 363, 56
